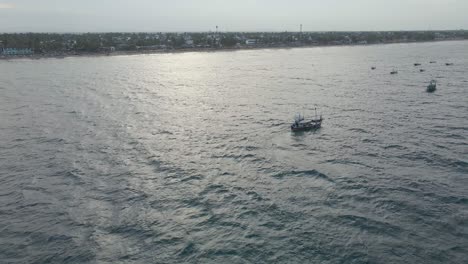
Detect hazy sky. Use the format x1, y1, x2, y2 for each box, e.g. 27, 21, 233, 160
0, 0, 467, 32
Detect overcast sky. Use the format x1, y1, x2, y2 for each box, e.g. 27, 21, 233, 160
0, 0, 467, 32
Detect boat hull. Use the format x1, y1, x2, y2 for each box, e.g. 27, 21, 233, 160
426, 86, 436, 93
427, 81, 437, 93
291, 123, 322, 132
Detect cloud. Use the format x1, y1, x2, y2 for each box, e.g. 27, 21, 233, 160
0, 3, 15, 9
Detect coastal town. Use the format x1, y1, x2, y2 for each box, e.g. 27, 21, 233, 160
1, 30, 467, 58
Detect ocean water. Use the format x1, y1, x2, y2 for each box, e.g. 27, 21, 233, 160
1, 41, 467, 263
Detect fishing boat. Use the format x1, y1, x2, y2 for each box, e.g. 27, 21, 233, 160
371, 66, 376, 70
390, 69, 398, 74
291, 108, 323, 132
414, 63, 421, 66
420, 69, 425, 72
446, 63, 454, 66
430, 61, 436, 63
426, 80, 437, 93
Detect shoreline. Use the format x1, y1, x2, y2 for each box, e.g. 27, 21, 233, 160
1, 39, 466, 61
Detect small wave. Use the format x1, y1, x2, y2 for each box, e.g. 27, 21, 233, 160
446, 126, 468, 131
178, 242, 198, 257
383, 144, 406, 150
373, 198, 438, 218
246, 190, 264, 201
451, 160, 468, 171
105, 225, 155, 240
290, 77, 314, 81
344, 108, 364, 112
272, 169, 334, 182
325, 159, 374, 169
180, 175, 203, 182
424, 193, 468, 205
199, 184, 226, 196
269, 122, 287, 127
46, 234, 73, 243
259, 221, 285, 231
64, 170, 85, 185
332, 214, 402, 236
398, 152, 437, 164
232, 145, 260, 151
237, 210, 259, 219
362, 138, 379, 143
445, 133, 465, 140
291, 143, 307, 148
421, 101, 439, 105
211, 153, 256, 160
157, 130, 173, 135
349, 128, 370, 133
37, 137, 65, 144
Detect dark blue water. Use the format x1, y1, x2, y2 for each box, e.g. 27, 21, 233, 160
1, 41, 467, 263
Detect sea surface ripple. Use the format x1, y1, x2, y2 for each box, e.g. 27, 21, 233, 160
1, 41, 467, 263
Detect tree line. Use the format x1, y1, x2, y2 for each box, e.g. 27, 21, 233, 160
1, 31, 467, 53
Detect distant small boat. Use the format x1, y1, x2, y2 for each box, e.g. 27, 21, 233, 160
414, 63, 421, 66
291, 109, 323, 132
446, 63, 454, 66
430, 61, 436, 63
420, 69, 425, 72
371, 67, 376, 70
390, 69, 398, 74
426, 80, 437, 93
